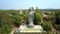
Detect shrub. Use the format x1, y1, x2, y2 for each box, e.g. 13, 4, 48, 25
42, 22, 52, 31
1, 25, 13, 34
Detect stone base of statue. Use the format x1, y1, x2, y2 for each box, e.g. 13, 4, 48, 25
15, 25, 46, 34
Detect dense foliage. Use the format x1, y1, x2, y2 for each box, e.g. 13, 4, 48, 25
34, 11, 42, 25
0, 9, 60, 34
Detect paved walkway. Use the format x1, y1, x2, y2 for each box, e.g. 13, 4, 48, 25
10, 27, 18, 34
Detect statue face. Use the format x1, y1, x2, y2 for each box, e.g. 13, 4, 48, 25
31, 8, 34, 11
29, 7, 34, 11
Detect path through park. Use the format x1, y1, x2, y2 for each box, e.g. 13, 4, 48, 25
10, 27, 18, 34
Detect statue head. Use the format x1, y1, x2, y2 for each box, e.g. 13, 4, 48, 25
28, 7, 34, 12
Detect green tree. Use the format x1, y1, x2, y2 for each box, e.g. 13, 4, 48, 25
34, 12, 42, 25
0, 11, 13, 34
9, 11, 22, 27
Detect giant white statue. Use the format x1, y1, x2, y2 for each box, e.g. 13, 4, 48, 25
15, 7, 44, 33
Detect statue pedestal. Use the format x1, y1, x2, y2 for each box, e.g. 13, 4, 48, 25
15, 25, 46, 34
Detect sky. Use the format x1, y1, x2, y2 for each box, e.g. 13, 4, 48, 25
0, 0, 60, 10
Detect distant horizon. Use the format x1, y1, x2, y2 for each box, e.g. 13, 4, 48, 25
0, 8, 60, 10
0, 0, 60, 10
0, 7, 60, 10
